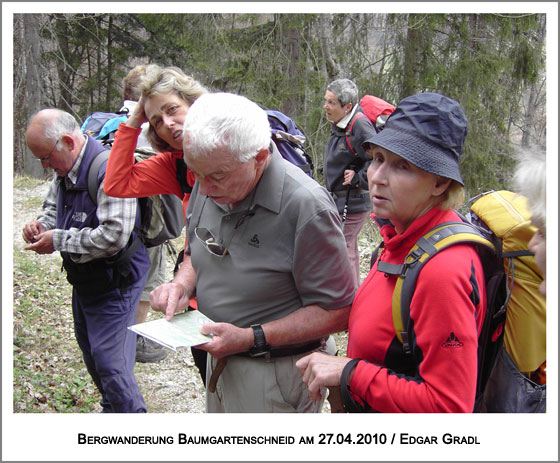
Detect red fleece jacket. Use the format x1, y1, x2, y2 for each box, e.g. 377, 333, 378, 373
103, 123, 195, 218
347, 207, 486, 413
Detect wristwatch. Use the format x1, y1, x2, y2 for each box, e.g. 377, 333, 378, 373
249, 324, 270, 357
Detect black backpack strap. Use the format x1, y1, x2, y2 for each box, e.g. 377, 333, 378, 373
502, 250, 533, 258
369, 242, 384, 269
175, 158, 193, 194
104, 232, 144, 278
386, 221, 495, 356
87, 150, 111, 205
82, 149, 144, 280
339, 358, 372, 412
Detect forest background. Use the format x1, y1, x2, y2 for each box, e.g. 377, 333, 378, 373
12, 11, 547, 197
4, 5, 558, 462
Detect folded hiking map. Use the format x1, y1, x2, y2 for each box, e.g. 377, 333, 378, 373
128, 310, 214, 351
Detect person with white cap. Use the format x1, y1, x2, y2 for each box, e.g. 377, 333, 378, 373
297, 92, 487, 413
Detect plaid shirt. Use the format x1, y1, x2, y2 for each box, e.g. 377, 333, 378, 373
38, 137, 138, 264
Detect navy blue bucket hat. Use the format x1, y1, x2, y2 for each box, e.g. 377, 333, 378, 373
363, 92, 468, 185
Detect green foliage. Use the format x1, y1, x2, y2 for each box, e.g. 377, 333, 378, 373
14, 13, 546, 193
37, 14, 149, 119
379, 13, 545, 194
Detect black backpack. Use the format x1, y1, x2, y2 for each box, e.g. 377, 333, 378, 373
87, 150, 185, 248
340, 217, 505, 413
372, 219, 505, 413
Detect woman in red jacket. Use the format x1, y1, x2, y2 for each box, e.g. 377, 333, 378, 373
104, 64, 207, 216
103, 64, 208, 382
297, 92, 487, 413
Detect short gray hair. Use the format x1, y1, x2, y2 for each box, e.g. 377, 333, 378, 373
514, 147, 546, 231
327, 78, 359, 107
183, 93, 271, 163
42, 110, 81, 144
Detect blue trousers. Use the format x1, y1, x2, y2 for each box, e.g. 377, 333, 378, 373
72, 275, 147, 413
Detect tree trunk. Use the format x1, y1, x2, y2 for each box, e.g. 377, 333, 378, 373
105, 15, 114, 108
522, 15, 546, 148
23, 14, 45, 178
318, 14, 341, 81
281, 25, 301, 116
522, 83, 537, 147
51, 15, 73, 112
401, 14, 421, 99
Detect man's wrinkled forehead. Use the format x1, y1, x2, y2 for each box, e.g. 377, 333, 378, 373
185, 146, 237, 175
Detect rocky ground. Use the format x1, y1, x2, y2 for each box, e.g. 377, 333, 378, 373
13, 179, 209, 413
12, 178, 367, 413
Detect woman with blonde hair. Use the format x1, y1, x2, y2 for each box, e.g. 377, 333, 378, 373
104, 64, 208, 214
104, 64, 209, 382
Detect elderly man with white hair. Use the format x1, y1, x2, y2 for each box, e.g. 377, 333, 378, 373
150, 92, 356, 413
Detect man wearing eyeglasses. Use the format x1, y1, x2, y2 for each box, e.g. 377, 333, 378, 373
22, 109, 150, 413
150, 93, 356, 413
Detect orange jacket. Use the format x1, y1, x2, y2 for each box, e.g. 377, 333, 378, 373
104, 123, 198, 309
104, 123, 196, 219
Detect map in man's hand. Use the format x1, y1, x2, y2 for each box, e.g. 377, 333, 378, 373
128, 310, 214, 351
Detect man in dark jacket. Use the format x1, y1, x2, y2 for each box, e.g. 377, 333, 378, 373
22, 109, 150, 412
323, 78, 377, 287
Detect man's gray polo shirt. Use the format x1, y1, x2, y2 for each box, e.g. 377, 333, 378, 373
185, 149, 356, 328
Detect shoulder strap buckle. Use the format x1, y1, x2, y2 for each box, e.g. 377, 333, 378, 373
377, 261, 406, 277
400, 331, 412, 356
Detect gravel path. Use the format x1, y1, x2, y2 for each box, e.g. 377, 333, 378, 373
13, 180, 340, 413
